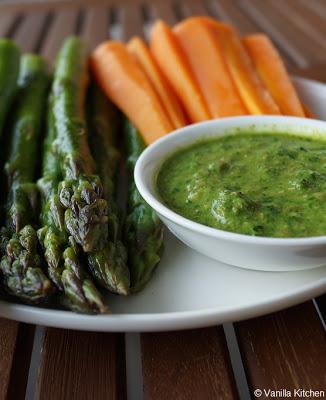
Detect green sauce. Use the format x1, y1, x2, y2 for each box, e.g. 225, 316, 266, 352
157, 133, 326, 238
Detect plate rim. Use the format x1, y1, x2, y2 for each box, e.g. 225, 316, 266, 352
0, 275, 324, 332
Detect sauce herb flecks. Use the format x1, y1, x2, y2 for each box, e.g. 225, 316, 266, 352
157, 133, 326, 238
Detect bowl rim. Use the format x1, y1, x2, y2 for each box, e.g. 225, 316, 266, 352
134, 115, 326, 246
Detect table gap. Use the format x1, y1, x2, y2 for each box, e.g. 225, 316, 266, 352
223, 323, 251, 400
125, 333, 144, 400
34, 12, 53, 53
25, 326, 44, 400
6, 323, 35, 400
75, 8, 85, 36
313, 297, 326, 331
109, 5, 121, 41
6, 13, 23, 38
172, 1, 185, 22
141, 3, 152, 40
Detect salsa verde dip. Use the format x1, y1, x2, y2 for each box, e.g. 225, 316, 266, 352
157, 133, 326, 238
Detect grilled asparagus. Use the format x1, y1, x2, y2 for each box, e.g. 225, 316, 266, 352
52, 37, 129, 295
0, 54, 54, 303
124, 119, 164, 292
87, 84, 130, 295
0, 39, 20, 138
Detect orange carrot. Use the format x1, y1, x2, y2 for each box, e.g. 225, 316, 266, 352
174, 18, 247, 117
127, 36, 187, 129
243, 34, 305, 117
177, 16, 234, 36
150, 20, 211, 123
202, 20, 280, 115
91, 41, 173, 144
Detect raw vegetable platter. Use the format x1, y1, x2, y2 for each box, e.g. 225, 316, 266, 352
0, 17, 325, 331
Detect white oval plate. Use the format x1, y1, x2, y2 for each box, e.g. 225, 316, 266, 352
0, 77, 325, 332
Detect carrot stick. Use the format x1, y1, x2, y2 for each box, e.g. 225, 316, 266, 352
91, 41, 173, 144
243, 34, 305, 117
202, 19, 280, 115
174, 18, 247, 117
127, 36, 187, 129
150, 20, 211, 123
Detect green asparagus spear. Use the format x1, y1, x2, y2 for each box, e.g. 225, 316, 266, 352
0, 39, 20, 137
52, 37, 108, 253
0, 54, 54, 303
37, 93, 66, 288
38, 93, 107, 313
87, 84, 120, 202
6, 55, 49, 231
124, 119, 164, 292
52, 37, 129, 295
87, 84, 130, 295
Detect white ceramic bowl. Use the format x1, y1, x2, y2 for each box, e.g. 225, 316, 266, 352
135, 116, 326, 271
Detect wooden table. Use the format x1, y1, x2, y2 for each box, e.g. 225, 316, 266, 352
0, 1, 325, 399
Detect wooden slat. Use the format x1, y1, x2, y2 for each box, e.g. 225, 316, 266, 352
40, 9, 79, 63
292, 0, 326, 38
269, 0, 326, 53
0, 319, 20, 400
0, 319, 35, 400
0, 0, 117, 13
81, 6, 109, 51
316, 295, 325, 322
6, 323, 35, 400
238, 0, 319, 67
142, 327, 238, 400
208, 0, 259, 34
0, 12, 19, 37
235, 302, 326, 395
291, 63, 326, 84
120, 2, 144, 41
180, 0, 209, 17
151, 1, 178, 25
37, 329, 126, 400
12, 12, 47, 52
301, 0, 326, 20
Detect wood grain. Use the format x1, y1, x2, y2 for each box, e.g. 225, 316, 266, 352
81, 6, 109, 50
208, 0, 259, 34
119, 2, 144, 41
37, 329, 126, 400
291, 63, 326, 84
39, 9, 79, 63
151, 1, 178, 25
302, 0, 326, 20
12, 12, 48, 52
6, 323, 35, 400
0, 320, 34, 400
0, 319, 20, 400
179, 0, 209, 18
238, 0, 318, 67
235, 302, 326, 395
269, 0, 326, 53
0, 0, 134, 13
142, 327, 238, 400
0, 12, 19, 37
292, 0, 326, 38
